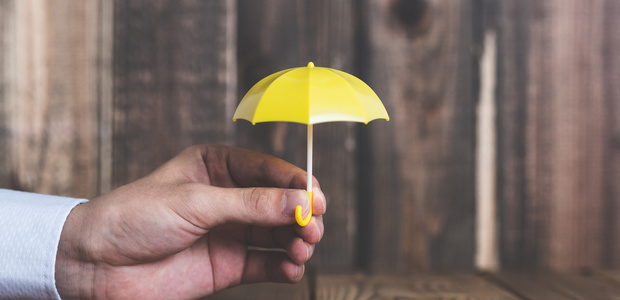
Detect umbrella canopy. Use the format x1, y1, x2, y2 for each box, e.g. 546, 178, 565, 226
233, 62, 389, 124
233, 62, 389, 227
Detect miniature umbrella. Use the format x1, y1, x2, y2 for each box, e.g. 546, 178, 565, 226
233, 62, 389, 226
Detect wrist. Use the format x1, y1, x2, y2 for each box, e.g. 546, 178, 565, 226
55, 203, 95, 299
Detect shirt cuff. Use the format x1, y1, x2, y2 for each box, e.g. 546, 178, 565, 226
0, 189, 88, 299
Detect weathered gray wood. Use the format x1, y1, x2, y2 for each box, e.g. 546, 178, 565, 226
489, 272, 620, 300
495, 0, 534, 269
0, 0, 14, 189
602, 0, 620, 269
112, 0, 236, 187
96, 0, 114, 195
4, 0, 620, 273
316, 273, 518, 300
236, 0, 358, 270
358, 0, 476, 270
496, 0, 614, 269
0, 0, 100, 198
204, 278, 309, 300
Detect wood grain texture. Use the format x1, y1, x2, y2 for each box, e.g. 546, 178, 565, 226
488, 272, 620, 300
112, 0, 236, 187
496, 0, 614, 270
203, 278, 309, 300
358, 0, 476, 270
236, 0, 358, 270
3, 0, 620, 272
316, 273, 518, 300
0, 0, 100, 198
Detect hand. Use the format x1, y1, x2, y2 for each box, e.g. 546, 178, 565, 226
54, 145, 326, 300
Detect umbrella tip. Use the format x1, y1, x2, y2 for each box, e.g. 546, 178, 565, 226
307, 62, 314, 68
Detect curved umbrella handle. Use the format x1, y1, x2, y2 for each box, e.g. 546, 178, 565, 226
295, 191, 313, 226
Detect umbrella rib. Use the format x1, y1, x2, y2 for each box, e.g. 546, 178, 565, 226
251, 68, 297, 124
330, 70, 370, 123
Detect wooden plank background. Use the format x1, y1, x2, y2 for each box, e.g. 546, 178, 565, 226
0, 0, 100, 198
358, 0, 476, 271
495, 0, 620, 270
1, 0, 619, 272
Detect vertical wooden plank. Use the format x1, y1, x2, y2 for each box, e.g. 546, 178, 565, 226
475, 1, 499, 270
236, 0, 357, 270
495, 0, 534, 269
359, 0, 476, 270
97, 0, 114, 195
546, 0, 607, 271
310, 1, 358, 271
112, 0, 236, 187
497, 0, 610, 269
603, 0, 620, 269
0, 0, 100, 198
0, 0, 14, 188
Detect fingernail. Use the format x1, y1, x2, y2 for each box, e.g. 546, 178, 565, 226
282, 190, 309, 217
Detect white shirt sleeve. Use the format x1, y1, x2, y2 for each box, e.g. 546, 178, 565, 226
0, 189, 88, 299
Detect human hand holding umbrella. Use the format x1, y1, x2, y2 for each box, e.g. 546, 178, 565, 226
233, 62, 389, 226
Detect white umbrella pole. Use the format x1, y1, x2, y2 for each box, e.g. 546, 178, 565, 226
294, 124, 314, 227
307, 124, 313, 193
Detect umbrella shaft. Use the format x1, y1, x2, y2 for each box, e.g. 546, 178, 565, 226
307, 124, 313, 193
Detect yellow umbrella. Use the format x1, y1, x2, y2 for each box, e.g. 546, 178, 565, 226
233, 62, 389, 226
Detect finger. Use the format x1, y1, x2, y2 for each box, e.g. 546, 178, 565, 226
189, 185, 311, 228
246, 226, 315, 264
245, 226, 294, 249
241, 251, 304, 284
195, 145, 328, 214
295, 215, 324, 245
282, 238, 314, 265
200, 145, 308, 189
311, 184, 327, 215
244, 226, 280, 248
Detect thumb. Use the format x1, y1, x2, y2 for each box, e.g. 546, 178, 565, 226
190, 185, 311, 228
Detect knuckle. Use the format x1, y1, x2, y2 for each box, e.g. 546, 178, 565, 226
182, 183, 204, 205
177, 183, 212, 228
243, 188, 270, 215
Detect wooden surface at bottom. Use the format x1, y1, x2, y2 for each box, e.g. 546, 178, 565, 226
204, 277, 309, 300
204, 270, 620, 300
316, 273, 517, 300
